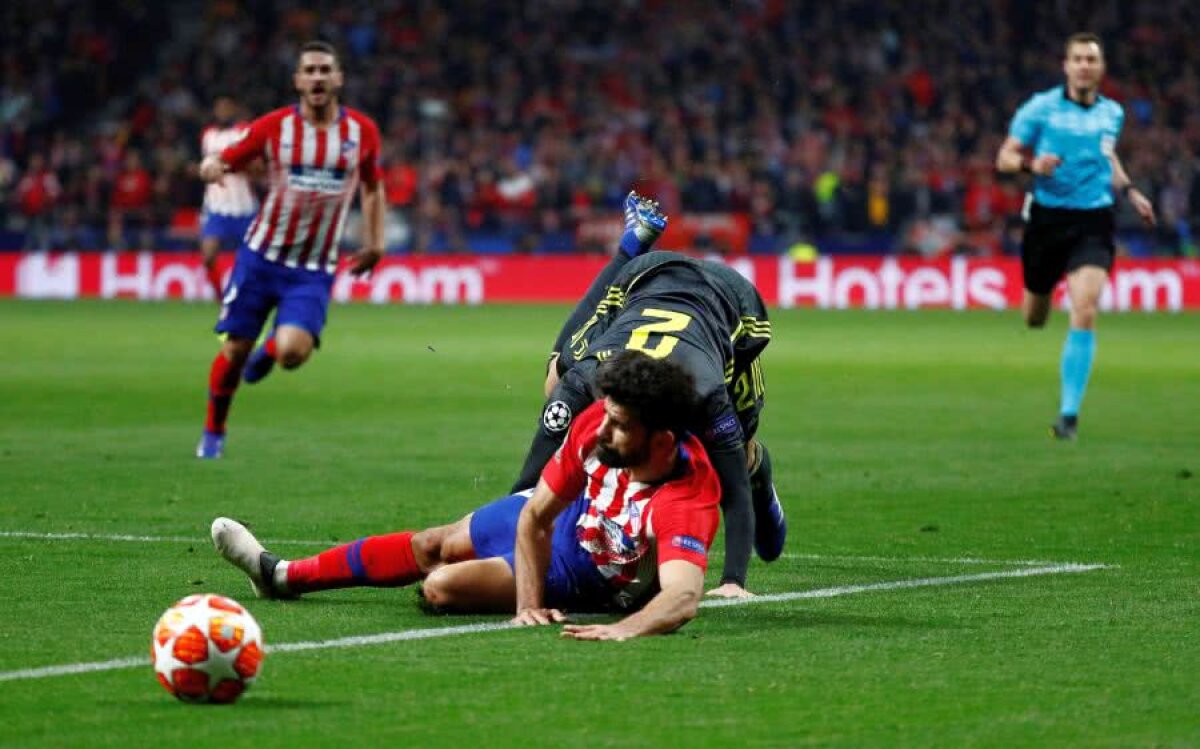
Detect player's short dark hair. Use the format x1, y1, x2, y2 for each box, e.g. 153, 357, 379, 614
1064, 32, 1103, 57
595, 351, 698, 438
298, 40, 339, 67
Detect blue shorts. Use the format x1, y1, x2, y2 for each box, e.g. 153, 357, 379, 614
200, 212, 254, 248
215, 246, 334, 343
469, 492, 615, 612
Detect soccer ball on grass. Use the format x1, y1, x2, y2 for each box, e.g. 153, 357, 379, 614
151, 593, 264, 704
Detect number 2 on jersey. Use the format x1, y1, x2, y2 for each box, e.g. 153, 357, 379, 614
626, 308, 692, 359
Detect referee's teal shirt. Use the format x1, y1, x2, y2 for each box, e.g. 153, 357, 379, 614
1008, 85, 1125, 210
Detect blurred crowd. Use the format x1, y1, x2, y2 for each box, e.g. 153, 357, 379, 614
1, 0, 1198, 255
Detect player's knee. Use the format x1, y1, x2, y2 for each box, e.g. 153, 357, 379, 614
277, 347, 310, 369
1023, 305, 1049, 328
420, 567, 459, 609
1071, 304, 1098, 329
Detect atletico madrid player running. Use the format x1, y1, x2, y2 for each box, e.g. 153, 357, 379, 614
195, 41, 386, 459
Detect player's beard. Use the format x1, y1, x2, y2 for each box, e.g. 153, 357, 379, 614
595, 440, 649, 469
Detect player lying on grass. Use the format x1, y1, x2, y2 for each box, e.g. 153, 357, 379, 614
212, 351, 721, 640
512, 191, 786, 599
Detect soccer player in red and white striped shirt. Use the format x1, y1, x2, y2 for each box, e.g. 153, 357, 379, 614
195, 41, 386, 459
211, 352, 721, 639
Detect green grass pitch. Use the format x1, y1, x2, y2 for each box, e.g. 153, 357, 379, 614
0, 300, 1197, 748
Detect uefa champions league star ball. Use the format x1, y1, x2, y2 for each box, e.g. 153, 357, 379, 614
151, 594, 264, 704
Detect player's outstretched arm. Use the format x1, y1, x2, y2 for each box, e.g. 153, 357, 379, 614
706, 442, 754, 597
512, 479, 570, 626
561, 560, 704, 641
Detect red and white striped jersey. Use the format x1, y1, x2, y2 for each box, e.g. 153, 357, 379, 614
541, 401, 721, 605
200, 123, 257, 218
219, 105, 382, 274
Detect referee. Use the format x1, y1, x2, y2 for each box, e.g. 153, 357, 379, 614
996, 32, 1156, 440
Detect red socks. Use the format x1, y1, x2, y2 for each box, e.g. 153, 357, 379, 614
287, 532, 420, 593
204, 353, 241, 434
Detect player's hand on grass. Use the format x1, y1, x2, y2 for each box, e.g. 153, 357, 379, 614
1127, 189, 1157, 227
1031, 154, 1062, 176
560, 623, 635, 642
705, 582, 755, 599
347, 247, 384, 278
512, 607, 568, 626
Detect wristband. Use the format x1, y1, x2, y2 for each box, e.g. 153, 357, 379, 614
1020, 155, 1033, 173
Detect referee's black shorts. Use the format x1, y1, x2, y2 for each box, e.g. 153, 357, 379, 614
1020, 202, 1115, 295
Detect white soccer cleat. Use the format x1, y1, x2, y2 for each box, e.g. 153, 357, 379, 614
210, 517, 290, 599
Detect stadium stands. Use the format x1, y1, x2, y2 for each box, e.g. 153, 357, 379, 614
0, 0, 1196, 255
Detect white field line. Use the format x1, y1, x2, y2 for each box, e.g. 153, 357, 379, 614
777, 553, 1072, 567
0, 563, 1108, 684
0, 531, 1086, 568
0, 530, 331, 546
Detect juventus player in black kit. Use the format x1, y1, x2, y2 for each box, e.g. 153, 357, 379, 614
512, 192, 786, 598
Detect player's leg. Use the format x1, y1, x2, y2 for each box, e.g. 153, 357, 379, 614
199, 250, 278, 457
747, 438, 787, 562
1022, 291, 1053, 328
730, 357, 784, 562
200, 234, 223, 301
243, 269, 333, 382
211, 517, 429, 598
279, 493, 524, 608
244, 323, 311, 384
240, 331, 277, 384
422, 491, 546, 611
420, 558, 517, 612
1019, 204, 1068, 329
1054, 263, 1108, 439
199, 214, 226, 299
547, 192, 669, 360
1052, 210, 1114, 440
424, 494, 604, 614
281, 523, 443, 595
213, 493, 534, 600
199, 336, 255, 458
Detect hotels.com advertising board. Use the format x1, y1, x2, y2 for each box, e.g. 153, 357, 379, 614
1, 252, 1197, 311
